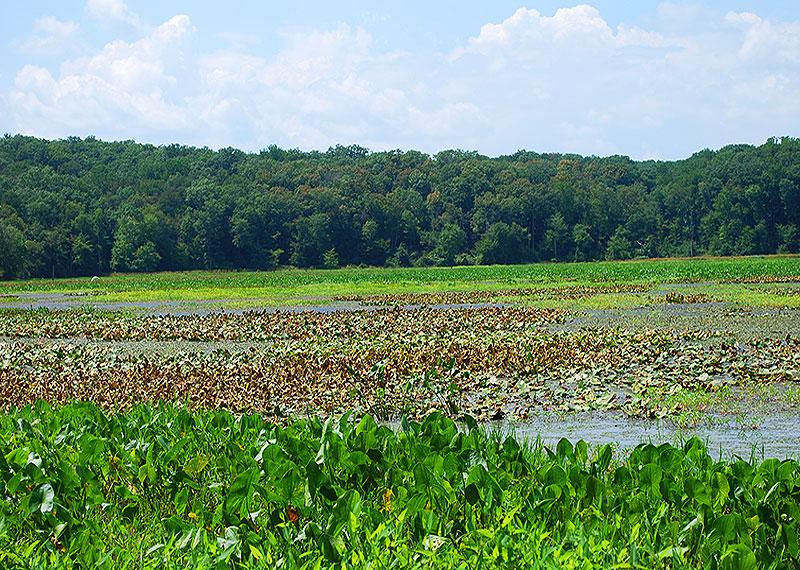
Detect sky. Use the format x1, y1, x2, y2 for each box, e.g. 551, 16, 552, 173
1, 1, 798, 160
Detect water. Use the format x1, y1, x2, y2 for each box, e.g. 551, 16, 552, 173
497, 411, 800, 460
0, 292, 510, 316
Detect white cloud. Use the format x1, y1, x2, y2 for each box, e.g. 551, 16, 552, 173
3, 4, 799, 158
444, 4, 799, 157
85, 0, 142, 31
191, 24, 477, 149
7, 15, 195, 140
451, 5, 674, 64
725, 11, 800, 63
16, 16, 80, 56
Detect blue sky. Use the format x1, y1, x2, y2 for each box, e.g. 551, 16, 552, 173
1, 1, 798, 159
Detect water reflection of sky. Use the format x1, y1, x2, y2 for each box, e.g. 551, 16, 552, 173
497, 412, 800, 461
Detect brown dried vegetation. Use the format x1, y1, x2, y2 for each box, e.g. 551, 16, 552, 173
332, 284, 649, 306
1, 300, 797, 422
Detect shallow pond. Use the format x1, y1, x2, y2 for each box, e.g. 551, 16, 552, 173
497, 411, 800, 460
0, 292, 510, 315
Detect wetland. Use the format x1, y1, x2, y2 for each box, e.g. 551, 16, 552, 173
2, 257, 800, 567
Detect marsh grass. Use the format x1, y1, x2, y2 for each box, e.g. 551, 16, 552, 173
1, 255, 798, 303
517, 291, 651, 310
659, 283, 800, 308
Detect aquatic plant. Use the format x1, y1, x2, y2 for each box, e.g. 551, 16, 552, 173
1, 404, 797, 568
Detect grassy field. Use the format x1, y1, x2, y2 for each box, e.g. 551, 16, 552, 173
1, 256, 799, 567
1, 255, 799, 303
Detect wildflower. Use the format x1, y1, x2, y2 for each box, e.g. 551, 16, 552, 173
383, 489, 394, 512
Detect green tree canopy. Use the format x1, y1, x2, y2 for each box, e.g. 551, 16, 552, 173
1, 134, 799, 277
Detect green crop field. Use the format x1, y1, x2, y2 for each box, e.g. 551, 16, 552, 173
1, 255, 799, 567
1, 255, 799, 293
1, 255, 799, 306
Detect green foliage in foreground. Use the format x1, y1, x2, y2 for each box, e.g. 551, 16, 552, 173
1, 404, 798, 568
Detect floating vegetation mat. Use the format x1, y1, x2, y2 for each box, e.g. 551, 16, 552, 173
332, 284, 650, 306
0, 304, 797, 423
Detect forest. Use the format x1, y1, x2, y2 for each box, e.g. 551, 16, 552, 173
0, 134, 798, 279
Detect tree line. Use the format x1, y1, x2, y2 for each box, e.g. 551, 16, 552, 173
0, 134, 798, 278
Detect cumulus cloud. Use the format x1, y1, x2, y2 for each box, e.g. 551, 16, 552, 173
3, 4, 800, 158
85, 0, 142, 31
725, 11, 800, 63
445, 3, 799, 156
7, 15, 195, 141
451, 5, 672, 64
16, 16, 80, 56
192, 24, 479, 150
